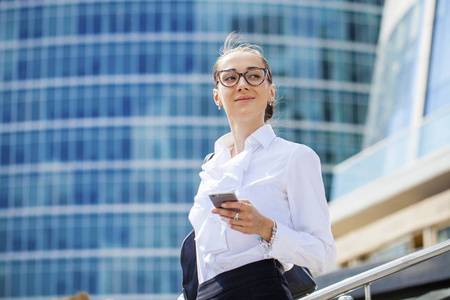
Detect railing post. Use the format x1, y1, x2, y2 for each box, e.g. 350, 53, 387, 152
365, 283, 371, 300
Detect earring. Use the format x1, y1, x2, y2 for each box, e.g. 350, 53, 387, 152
268, 100, 273, 107
218, 105, 222, 110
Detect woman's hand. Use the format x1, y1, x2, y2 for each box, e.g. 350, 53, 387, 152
211, 200, 274, 242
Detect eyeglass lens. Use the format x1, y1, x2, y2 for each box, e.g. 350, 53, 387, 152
219, 69, 266, 87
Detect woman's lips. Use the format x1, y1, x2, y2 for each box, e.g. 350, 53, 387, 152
235, 96, 254, 103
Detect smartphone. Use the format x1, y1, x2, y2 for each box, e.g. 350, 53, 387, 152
209, 192, 239, 211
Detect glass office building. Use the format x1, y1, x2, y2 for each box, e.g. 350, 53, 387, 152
363, 0, 450, 146
0, 1, 383, 299
323, 1, 449, 297
332, 0, 450, 199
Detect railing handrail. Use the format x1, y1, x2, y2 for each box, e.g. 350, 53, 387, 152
301, 239, 450, 300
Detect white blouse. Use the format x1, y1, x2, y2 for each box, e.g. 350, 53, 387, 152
189, 124, 337, 284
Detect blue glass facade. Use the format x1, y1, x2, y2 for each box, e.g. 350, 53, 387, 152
425, 0, 450, 115
364, 0, 450, 146
332, 0, 450, 199
0, 1, 383, 298
363, 0, 424, 146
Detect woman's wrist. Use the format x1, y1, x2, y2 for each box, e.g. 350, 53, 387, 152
258, 218, 277, 254
260, 217, 275, 242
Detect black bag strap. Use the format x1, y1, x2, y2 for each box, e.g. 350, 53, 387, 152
180, 230, 198, 300
180, 153, 214, 300
203, 152, 215, 164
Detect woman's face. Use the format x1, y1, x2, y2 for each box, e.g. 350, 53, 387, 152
214, 51, 275, 125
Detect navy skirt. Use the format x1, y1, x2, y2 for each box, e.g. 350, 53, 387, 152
197, 259, 293, 300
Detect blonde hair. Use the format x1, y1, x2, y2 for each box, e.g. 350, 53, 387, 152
213, 33, 275, 122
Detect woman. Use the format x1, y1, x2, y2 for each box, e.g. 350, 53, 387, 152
186, 33, 336, 299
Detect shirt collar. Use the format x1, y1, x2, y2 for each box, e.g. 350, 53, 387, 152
251, 124, 276, 149
214, 124, 276, 153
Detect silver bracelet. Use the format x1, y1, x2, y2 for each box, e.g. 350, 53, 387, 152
258, 220, 277, 253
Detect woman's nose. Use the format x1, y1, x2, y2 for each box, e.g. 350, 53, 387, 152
236, 75, 249, 90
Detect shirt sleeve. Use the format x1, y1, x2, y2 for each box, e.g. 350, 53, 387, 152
177, 293, 185, 300
268, 145, 337, 273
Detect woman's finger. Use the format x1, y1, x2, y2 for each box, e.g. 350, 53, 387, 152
211, 207, 240, 219
222, 217, 243, 226
221, 199, 251, 211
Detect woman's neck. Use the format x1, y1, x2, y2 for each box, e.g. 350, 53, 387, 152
229, 119, 265, 157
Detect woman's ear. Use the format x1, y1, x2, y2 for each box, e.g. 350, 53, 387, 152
269, 84, 275, 102
213, 89, 222, 107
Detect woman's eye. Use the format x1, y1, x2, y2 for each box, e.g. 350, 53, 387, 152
224, 76, 236, 81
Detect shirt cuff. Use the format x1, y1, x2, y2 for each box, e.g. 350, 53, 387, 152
268, 221, 298, 263
267, 222, 327, 272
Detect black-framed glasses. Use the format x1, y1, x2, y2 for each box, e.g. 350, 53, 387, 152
216, 68, 268, 87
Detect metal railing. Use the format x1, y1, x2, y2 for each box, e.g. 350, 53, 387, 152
301, 239, 450, 300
